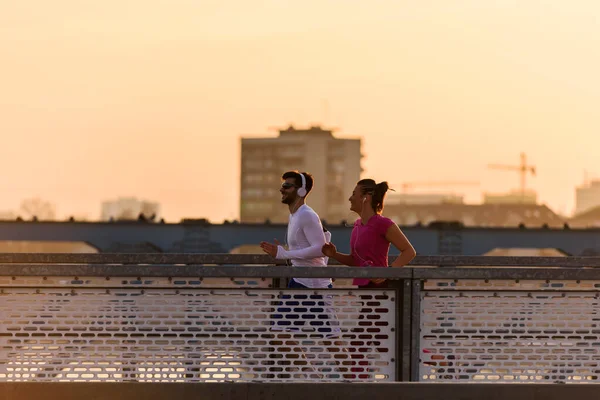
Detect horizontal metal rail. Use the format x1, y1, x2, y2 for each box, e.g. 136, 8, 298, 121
1, 382, 599, 400
1, 265, 600, 280
0, 253, 600, 267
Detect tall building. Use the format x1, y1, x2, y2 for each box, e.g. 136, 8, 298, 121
240, 125, 362, 224
575, 180, 600, 216
101, 197, 161, 221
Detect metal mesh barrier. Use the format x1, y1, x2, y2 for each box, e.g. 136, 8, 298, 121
420, 291, 600, 382
424, 280, 600, 291
0, 280, 395, 382
0, 276, 272, 289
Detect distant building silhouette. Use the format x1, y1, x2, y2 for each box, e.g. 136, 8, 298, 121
0, 210, 15, 220
101, 197, 161, 221
483, 190, 537, 205
386, 193, 464, 205
575, 180, 600, 216
569, 205, 600, 228
240, 125, 362, 223
382, 203, 565, 228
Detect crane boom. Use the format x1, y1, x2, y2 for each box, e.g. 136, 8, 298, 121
488, 152, 536, 202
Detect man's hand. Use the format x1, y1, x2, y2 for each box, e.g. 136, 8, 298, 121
260, 239, 281, 258
370, 278, 386, 284
322, 242, 337, 258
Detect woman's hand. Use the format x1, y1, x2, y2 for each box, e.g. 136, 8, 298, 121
322, 242, 337, 258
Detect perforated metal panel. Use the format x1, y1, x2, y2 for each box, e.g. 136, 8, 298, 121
0, 284, 395, 382
420, 291, 600, 382
0, 276, 272, 289
424, 279, 600, 292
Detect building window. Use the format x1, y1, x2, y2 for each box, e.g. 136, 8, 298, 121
331, 161, 345, 173
244, 202, 272, 212
244, 159, 264, 169
266, 174, 276, 183
244, 174, 263, 184
243, 188, 269, 199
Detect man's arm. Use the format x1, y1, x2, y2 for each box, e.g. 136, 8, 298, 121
276, 213, 326, 260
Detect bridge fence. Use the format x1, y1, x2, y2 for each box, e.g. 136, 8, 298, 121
1, 254, 600, 384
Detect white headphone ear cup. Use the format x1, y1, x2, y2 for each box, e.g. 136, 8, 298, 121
297, 173, 307, 197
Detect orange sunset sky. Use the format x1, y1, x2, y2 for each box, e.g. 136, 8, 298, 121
1, 1, 599, 222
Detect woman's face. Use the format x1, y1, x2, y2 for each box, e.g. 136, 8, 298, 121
349, 185, 367, 213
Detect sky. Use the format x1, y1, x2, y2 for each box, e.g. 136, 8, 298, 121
1, 0, 599, 221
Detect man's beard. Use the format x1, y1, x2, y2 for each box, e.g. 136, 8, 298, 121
281, 193, 297, 205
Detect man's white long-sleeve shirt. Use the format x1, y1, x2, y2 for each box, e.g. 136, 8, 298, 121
275, 204, 331, 288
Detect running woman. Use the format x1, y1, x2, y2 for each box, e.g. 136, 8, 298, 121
322, 178, 416, 287
321, 178, 416, 379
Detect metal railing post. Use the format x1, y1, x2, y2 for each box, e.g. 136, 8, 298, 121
388, 278, 413, 382
410, 279, 422, 382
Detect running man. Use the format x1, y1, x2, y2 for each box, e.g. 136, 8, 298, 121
260, 170, 338, 379
260, 170, 331, 289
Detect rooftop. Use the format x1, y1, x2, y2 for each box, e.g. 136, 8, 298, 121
278, 124, 334, 137
383, 203, 566, 228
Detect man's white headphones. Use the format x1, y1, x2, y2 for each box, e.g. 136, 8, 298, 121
297, 173, 307, 197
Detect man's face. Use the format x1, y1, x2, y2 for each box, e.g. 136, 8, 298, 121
280, 177, 299, 205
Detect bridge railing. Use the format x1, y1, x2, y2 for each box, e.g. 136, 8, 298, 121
1, 254, 600, 384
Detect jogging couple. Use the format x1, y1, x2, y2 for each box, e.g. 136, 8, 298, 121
259, 170, 416, 379
260, 170, 416, 289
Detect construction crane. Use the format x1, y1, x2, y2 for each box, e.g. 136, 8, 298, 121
488, 152, 536, 202
395, 181, 480, 194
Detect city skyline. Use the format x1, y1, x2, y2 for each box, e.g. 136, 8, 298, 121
1, 1, 599, 222
0, 149, 597, 223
